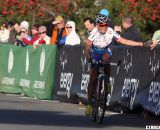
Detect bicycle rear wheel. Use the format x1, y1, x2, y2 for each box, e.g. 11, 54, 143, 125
96, 78, 107, 124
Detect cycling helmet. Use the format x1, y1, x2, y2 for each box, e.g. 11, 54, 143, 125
95, 14, 109, 24
99, 9, 110, 17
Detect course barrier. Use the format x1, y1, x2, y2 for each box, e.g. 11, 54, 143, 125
0, 44, 57, 99
53, 45, 160, 116
0, 44, 160, 116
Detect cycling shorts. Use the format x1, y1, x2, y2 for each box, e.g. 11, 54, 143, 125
90, 45, 112, 61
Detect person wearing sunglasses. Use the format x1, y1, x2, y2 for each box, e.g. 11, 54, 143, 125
50, 15, 67, 45
33, 26, 50, 47
16, 26, 31, 47
21, 24, 40, 45
85, 13, 143, 116
65, 21, 80, 45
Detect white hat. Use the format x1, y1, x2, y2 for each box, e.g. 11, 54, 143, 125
20, 21, 29, 30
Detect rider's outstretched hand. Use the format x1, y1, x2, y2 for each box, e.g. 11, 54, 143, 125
143, 40, 153, 47
150, 40, 159, 50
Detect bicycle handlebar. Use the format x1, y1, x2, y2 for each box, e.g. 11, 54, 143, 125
89, 59, 106, 65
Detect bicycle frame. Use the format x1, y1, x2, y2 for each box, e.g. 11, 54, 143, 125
91, 60, 109, 124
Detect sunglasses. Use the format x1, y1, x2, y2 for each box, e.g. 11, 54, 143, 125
98, 24, 108, 27
21, 31, 26, 33
66, 26, 72, 29
39, 31, 46, 34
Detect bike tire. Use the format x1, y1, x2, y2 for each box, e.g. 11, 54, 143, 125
96, 78, 107, 124
91, 100, 97, 122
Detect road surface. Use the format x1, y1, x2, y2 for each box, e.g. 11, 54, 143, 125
0, 93, 159, 130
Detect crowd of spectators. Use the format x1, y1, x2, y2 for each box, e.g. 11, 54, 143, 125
0, 15, 81, 47
0, 11, 159, 48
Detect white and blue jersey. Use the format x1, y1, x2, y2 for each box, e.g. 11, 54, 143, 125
88, 27, 120, 61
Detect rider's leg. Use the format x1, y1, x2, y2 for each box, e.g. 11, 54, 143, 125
102, 53, 111, 93
102, 52, 111, 76
85, 67, 98, 116
87, 67, 98, 104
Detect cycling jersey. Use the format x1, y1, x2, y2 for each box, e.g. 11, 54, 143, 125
87, 27, 121, 62
88, 27, 121, 48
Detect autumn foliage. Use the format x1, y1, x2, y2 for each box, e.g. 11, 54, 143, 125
0, 0, 78, 22
0, 0, 159, 39
121, 0, 160, 35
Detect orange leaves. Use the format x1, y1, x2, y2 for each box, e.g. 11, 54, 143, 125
122, 0, 160, 22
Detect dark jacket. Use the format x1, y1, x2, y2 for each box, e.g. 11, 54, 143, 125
122, 25, 142, 42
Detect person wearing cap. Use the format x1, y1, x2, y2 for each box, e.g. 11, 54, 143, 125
21, 24, 40, 45
16, 26, 31, 46
33, 25, 50, 46
14, 20, 31, 46
65, 21, 81, 45
50, 15, 67, 45
20, 21, 29, 30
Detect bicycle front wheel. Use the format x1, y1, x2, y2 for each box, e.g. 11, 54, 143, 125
96, 78, 107, 124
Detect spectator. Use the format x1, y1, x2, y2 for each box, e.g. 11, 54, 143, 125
45, 18, 55, 37
65, 21, 81, 45
50, 15, 67, 45
13, 22, 21, 45
84, 17, 99, 48
15, 21, 31, 47
13, 22, 21, 34
84, 17, 95, 34
150, 30, 160, 49
21, 24, 40, 45
0, 22, 10, 43
8, 21, 16, 44
20, 21, 29, 31
17, 26, 31, 47
33, 26, 50, 46
114, 15, 142, 42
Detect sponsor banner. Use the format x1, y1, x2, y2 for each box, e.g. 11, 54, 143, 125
53, 45, 89, 103
53, 45, 160, 116
0, 44, 57, 99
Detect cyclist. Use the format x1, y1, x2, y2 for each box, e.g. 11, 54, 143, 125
85, 13, 143, 116
99, 9, 115, 29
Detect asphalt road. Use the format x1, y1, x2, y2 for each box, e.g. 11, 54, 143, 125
0, 93, 159, 130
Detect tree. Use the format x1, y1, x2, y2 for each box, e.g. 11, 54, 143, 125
0, 0, 159, 40
0, 0, 78, 25
120, 0, 160, 39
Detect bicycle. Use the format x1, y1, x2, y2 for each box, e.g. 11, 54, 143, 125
89, 59, 110, 124
89, 59, 121, 124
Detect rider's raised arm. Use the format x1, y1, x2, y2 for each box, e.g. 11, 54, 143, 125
113, 31, 143, 46
118, 37, 143, 46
